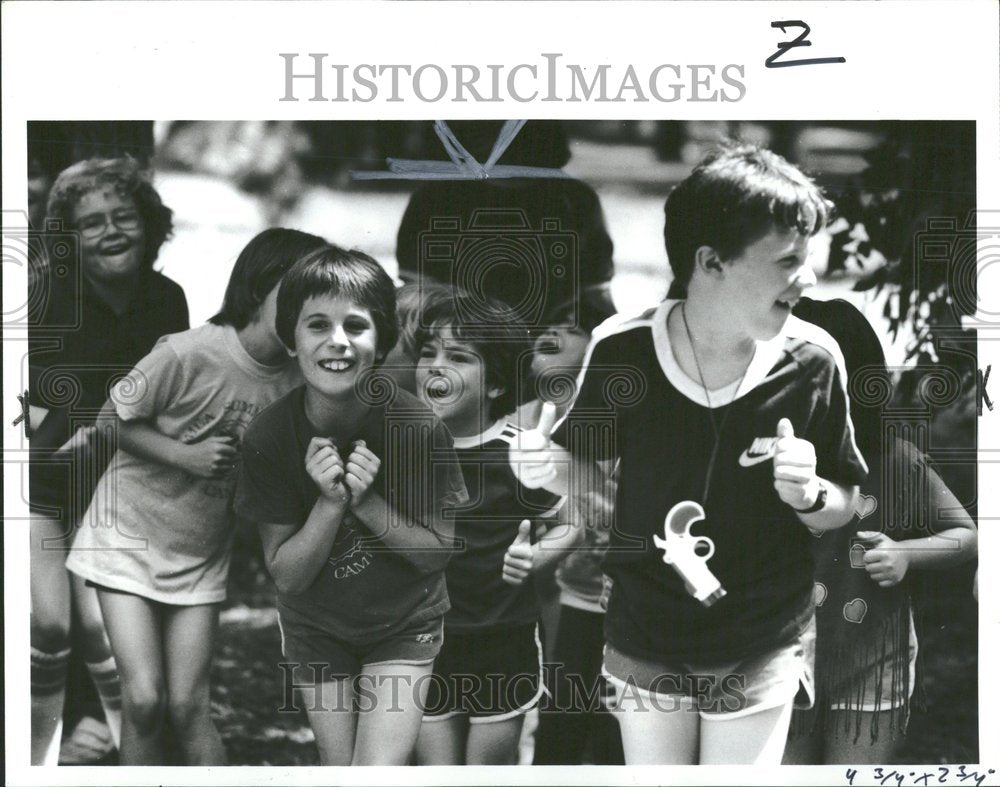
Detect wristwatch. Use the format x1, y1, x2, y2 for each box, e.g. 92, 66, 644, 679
793, 481, 827, 514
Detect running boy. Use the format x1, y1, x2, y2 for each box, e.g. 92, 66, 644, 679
412, 292, 581, 765
516, 144, 868, 764
233, 246, 467, 766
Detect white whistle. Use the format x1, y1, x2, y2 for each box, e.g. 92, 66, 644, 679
652, 500, 726, 607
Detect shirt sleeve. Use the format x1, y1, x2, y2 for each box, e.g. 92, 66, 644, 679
428, 417, 469, 518
233, 423, 300, 526
113, 335, 185, 422
811, 359, 869, 488
552, 334, 621, 466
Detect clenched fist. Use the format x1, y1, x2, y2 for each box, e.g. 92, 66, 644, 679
305, 437, 349, 502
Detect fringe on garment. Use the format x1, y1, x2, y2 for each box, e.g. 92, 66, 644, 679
792, 602, 923, 745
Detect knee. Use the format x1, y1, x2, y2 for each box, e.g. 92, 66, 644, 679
123, 682, 167, 733
167, 693, 210, 731
31, 616, 71, 654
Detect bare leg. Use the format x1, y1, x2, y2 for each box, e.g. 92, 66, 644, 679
30, 514, 72, 765
352, 662, 434, 765
415, 715, 467, 765
610, 684, 699, 765
162, 603, 226, 765
700, 701, 794, 765
466, 715, 526, 765
97, 591, 167, 764
299, 679, 357, 765
70, 574, 121, 747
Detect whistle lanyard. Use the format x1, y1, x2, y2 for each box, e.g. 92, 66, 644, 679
681, 304, 749, 505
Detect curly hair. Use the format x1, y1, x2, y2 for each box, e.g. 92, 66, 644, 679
45, 157, 174, 270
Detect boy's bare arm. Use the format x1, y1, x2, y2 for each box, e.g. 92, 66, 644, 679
350, 491, 456, 573
259, 436, 353, 595
259, 494, 350, 596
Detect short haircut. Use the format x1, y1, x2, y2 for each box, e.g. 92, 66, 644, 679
415, 292, 533, 419
45, 156, 174, 270
276, 245, 399, 360
209, 228, 328, 329
664, 143, 832, 295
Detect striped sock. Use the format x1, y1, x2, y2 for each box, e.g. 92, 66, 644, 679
31, 646, 70, 765
86, 656, 122, 748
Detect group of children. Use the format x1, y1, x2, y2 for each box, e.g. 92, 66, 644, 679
30, 144, 977, 767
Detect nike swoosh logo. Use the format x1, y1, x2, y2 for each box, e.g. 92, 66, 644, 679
738, 449, 774, 467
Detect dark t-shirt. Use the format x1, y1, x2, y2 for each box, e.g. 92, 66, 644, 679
234, 385, 468, 643
446, 420, 563, 631
28, 263, 190, 515
555, 300, 868, 663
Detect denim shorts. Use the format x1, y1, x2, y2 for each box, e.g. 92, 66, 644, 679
603, 616, 816, 720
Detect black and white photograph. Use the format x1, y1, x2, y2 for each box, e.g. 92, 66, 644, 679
3, 3, 997, 786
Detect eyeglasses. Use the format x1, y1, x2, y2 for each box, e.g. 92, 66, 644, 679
75, 209, 142, 239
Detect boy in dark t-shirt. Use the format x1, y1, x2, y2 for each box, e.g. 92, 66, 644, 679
410, 292, 580, 766
234, 246, 466, 766
511, 144, 867, 765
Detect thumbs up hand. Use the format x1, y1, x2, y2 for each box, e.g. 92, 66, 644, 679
773, 417, 820, 511
509, 401, 559, 490
502, 519, 534, 586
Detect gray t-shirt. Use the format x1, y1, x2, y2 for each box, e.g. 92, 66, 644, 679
66, 323, 300, 604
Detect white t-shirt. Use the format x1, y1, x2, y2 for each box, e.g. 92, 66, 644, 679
66, 323, 300, 604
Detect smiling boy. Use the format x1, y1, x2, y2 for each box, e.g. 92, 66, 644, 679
519, 144, 868, 764
411, 292, 582, 765
233, 247, 467, 765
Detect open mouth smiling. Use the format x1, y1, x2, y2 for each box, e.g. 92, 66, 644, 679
99, 239, 133, 255
319, 359, 354, 372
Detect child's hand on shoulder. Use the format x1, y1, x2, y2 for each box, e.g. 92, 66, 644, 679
305, 436, 349, 503
502, 519, 534, 586
184, 435, 238, 479
857, 530, 910, 587
344, 440, 380, 506
772, 418, 821, 511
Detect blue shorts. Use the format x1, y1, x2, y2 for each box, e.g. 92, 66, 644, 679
603, 617, 816, 719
